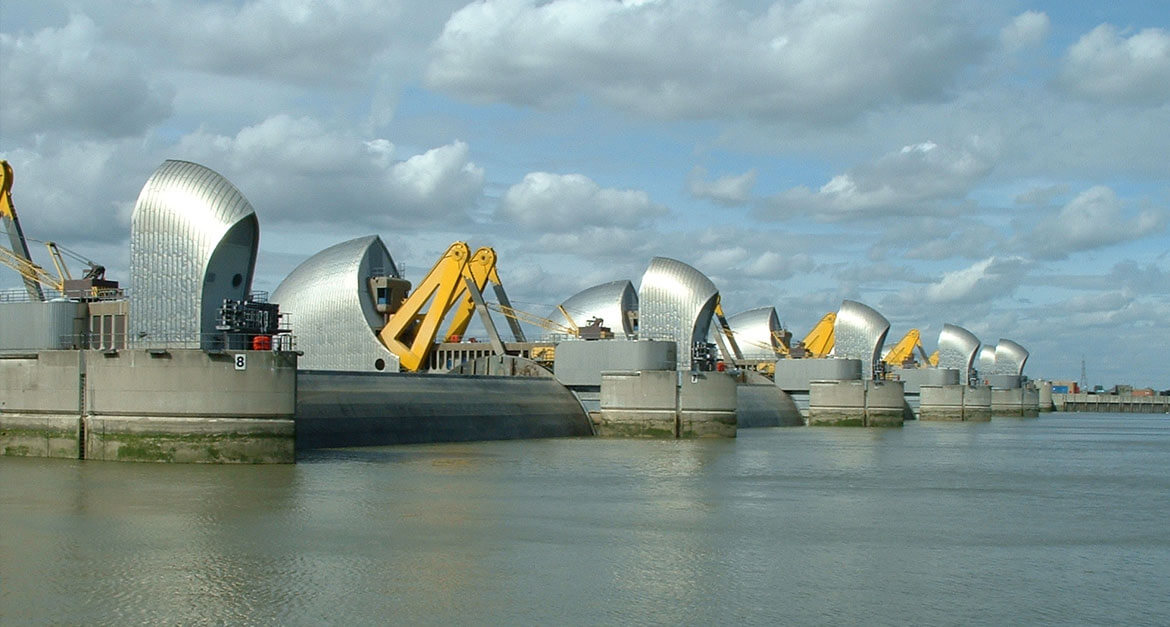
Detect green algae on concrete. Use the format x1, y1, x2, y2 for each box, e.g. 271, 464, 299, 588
0, 414, 79, 459
85, 416, 295, 464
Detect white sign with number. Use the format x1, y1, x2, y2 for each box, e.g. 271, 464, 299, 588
234, 354, 247, 370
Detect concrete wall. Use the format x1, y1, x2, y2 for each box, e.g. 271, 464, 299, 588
598, 370, 737, 438
808, 380, 905, 427
987, 374, 1023, 389
554, 340, 675, 387
296, 371, 594, 448
890, 367, 959, 393
87, 349, 296, 417
773, 358, 861, 392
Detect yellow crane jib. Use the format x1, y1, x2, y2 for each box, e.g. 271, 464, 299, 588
378, 242, 472, 372
800, 311, 836, 358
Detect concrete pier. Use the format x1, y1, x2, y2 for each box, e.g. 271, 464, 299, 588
1, 349, 297, 463
598, 370, 737, 438
919, 384, 992, 422
808, 380, 905, 427
991, 386, 1039, 417
1039, 382, 1054, 413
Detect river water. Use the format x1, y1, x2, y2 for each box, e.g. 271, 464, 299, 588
2, 412, 1168, 625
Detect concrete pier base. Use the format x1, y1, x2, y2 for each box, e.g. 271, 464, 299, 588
1023, 387, 1041, 417
0, 413, 80, 458
84, 416, 294, 463
992, 388, 1032, 417
1039, 382, 1054, 413
964, 385, 992, 421
808, 380, 905, 427
2, 349, 298, 463
919, 385, 993, 422
598, 370, 737, 438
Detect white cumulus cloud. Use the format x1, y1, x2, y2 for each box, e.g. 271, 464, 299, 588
0, 14, 173, 140
924, 256, 1030, 305
498, 172, 668, 232
1021, 186, 1166, 259
688, 167, 757, 206
1001, 11, 1050, 52
762, 138, 995, 220
1060, 24, 1170, 104
426, 0, 983, 122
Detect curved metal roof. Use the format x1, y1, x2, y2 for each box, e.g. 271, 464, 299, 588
834, 299, 891, 380
937, 323, 981, 383
272, 235, 402, 372
129, 160, 258, 347
723, 306, 782, 360
993, 339, 1029, 376
552, 279, 638, 339
638, 256, 718, 369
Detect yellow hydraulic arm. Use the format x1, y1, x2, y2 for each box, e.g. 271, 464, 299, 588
801, 312, 836, 358
442, 246, 498, 341
712, 300, 745, 363
1, 160, 46, 300
378, 242, 472, 371
884, 329, 932, 367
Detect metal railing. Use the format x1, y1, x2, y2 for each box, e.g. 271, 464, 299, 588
50, 332, 298, 352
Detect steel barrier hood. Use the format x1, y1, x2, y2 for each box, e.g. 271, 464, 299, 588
638, 257, 718, 370
834, 299, 890, 380
552, 279, 638, 339
937, 323, 981, 383
978, 344, 997, 375
722, 306, 782, 360
129, 160, 258, 348
272, 235, 401, 372
993, 339, 1029, 376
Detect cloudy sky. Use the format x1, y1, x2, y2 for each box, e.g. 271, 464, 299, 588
2, 0, 1167, 388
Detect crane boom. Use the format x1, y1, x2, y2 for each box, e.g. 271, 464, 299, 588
883, 329, 932, 368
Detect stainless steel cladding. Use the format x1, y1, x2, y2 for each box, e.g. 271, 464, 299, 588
725, 307, 782, 360
129, 160, 259, 348
638, 257, 718, 370
978, 345, 997, 375
833, 299, 891, 380
271, 235, 401, 372
553, 280, 638, 339
937, 323, 981, 383
993, 339, 1029, 376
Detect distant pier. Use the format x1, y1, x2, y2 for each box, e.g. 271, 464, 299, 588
1054, 393, 1169, 414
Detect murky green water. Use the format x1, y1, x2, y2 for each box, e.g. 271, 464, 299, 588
2, 412, 1168, 625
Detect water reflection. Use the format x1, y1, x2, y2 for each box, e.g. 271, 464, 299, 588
2, 414, 1169, 624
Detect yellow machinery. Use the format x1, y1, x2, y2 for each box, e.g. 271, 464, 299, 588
1, 159, 47, 300
883, 328, 933, 368
377, 241, 528, 372
378, 242, 476, 371
799, 312, 836, 358
1, 160, 115, 301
